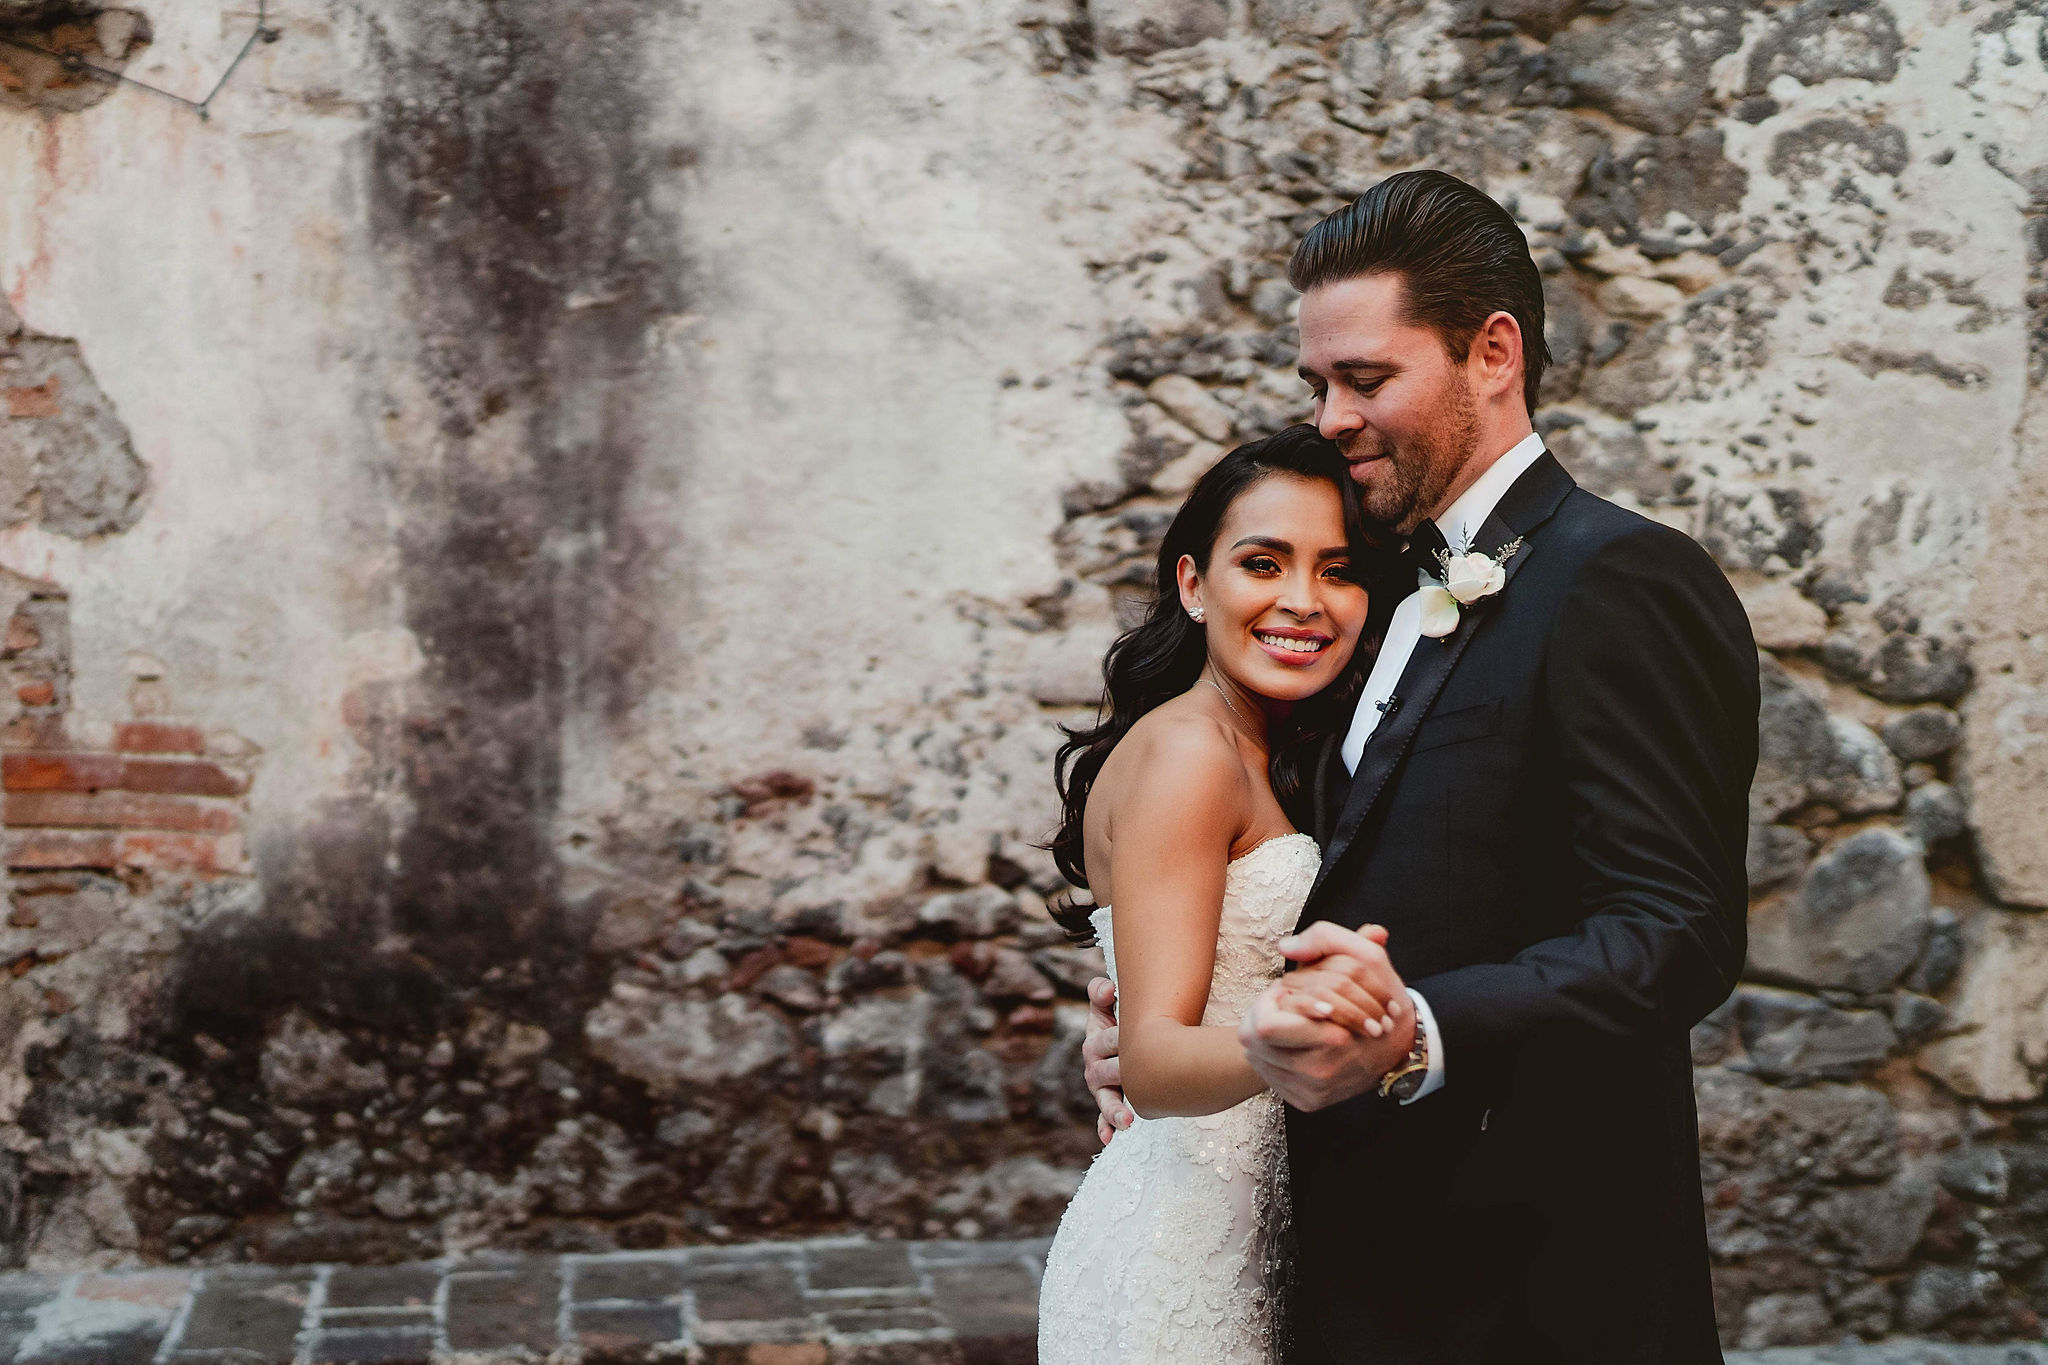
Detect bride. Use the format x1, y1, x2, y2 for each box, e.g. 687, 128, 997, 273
1037, 424, 1401, 1362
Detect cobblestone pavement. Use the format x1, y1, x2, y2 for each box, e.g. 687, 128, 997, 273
0, 1239, 1044, 1364
0, 1238, 2041, 1364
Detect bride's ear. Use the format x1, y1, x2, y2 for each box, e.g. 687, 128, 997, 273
1175, 554, 1203, 620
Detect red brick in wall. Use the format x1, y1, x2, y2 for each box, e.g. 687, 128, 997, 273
2, 592, 251, 878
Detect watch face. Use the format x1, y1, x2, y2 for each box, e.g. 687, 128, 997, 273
1387, 1068, 1426, 1102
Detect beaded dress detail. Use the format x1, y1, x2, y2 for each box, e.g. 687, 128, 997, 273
1038, 832, 1317, 1364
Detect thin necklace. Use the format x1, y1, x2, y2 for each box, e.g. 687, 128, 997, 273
1206, 677, 1250, 728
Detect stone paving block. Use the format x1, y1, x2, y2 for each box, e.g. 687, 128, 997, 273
16, 1334, 163, 1365
320, 1306, 435, 1329
828, 1344, 964, 1365
324, 1262, 442, 1309
0, 1278, 60, 1316
926, 1263, 1037, 1365
573, 1302, 685, 1359
812, 1289, 929, 1313
74, 1270, 191, 1310
444, 1263, 562, 1352
13, 1276, 189, 1365
14, 1311, 168, 1365
688, 1244, 807, 1269
306, 1327, 436, 1365
910, 1239, 1047, 1266
173, 1267, 311, 1354
572, 1257, 690, 1303
448, 1250, 546, 1270
822, 1303, 946, 1334
806, 1242, 917, 1293
698, 1345, 829, 1365
687, 1259, 807, 1322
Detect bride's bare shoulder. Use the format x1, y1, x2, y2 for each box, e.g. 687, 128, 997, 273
1097, 698, 1251, 806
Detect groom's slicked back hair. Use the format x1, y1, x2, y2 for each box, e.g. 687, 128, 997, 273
1288, 169, 1552, 415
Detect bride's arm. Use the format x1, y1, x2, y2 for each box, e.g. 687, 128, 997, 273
1105, 722, 1275, 1120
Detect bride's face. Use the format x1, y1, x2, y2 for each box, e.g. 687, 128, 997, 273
1178, 473, 1369, 705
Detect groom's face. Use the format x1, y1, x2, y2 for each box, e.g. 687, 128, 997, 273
1297, 272, 1481, 536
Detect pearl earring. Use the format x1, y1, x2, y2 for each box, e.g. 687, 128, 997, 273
1188, 607, 1205, 623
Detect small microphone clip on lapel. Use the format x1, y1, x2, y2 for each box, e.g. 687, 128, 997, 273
1377, 696, 1401, 718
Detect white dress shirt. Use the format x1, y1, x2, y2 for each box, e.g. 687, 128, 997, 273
1339, 430, 1549, 1103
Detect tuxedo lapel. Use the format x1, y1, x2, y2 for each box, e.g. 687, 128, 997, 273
1310, 730, 1347, 847
1307, 452, 1577, 910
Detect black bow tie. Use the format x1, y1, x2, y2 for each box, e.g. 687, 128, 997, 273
1400, 519, 1451, 581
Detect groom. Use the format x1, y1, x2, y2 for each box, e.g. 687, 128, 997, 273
1080, 169, 1759, 1363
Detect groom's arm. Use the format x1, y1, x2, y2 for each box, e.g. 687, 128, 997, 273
1409, 522, 1760, 1090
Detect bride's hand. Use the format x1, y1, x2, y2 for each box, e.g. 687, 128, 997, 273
1271, 966, 1393, 1038
1278, 921, 1406, 1028
1083, 975, 1133, 1144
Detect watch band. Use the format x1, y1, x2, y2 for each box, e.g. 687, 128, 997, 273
1377, 1006, 1430, 1101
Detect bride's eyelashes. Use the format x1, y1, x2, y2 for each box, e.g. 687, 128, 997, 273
1233, 552, 1358, 584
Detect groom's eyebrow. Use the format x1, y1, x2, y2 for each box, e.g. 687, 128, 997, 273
1298, 358, 1394, 381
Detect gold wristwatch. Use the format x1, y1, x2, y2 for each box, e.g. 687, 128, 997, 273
1377, 1005, 1430, 1102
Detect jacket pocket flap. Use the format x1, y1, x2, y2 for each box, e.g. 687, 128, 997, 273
1411, 698, 1503, 754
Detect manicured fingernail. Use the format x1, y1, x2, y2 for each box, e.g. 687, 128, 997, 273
1365, 1019, 1382, 1037
1279, 936, 1298, 950
1388, 999, 1404, 1017
1314, 1000, 1334, 1016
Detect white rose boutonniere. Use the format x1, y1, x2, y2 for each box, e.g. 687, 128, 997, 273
1416, 535, 1524, 639
1443, 551, 1507, 604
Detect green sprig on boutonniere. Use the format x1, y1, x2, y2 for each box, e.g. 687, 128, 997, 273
1416, 535, 1524, 639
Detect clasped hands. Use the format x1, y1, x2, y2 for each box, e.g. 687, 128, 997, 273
1082, 921, 1417, 1141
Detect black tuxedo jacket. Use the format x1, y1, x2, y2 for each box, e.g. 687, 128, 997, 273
1285, 453, 1759, 1365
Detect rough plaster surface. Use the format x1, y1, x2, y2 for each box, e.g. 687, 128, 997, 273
0, 0, 2044, 1349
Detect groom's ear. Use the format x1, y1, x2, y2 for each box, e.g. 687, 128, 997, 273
1466, 310, 1526, 406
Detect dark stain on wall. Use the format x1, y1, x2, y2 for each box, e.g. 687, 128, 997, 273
358, 0, 683, 977
120, 0, 694, 1263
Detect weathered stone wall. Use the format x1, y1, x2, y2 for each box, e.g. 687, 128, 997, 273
0, 0, 2044, 1350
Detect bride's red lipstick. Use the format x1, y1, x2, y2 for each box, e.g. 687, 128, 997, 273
1251, 626, 1333, 667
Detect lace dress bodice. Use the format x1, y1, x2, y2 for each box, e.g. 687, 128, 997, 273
1038, 832, 1319, 1364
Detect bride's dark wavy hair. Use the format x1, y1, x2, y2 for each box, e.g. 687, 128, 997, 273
1045, 423, 1391, 942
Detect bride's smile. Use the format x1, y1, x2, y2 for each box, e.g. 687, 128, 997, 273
1179, 472, 1369, 713
1253, 627, 1332, 657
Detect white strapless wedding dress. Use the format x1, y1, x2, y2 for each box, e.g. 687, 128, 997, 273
1038, 832, 1318, 1364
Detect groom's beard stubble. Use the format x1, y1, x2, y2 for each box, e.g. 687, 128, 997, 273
1344, 377, 1481, 537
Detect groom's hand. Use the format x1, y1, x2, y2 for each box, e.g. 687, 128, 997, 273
1082, 976, 1133, 1144
1240, 922, 1415, 1112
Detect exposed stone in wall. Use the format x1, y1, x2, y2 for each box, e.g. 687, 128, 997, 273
0, 308, 145, 538
1959, 387, 2048, 911
0, 3, 149, 114
1, 0, 2046, 1350
0, 572, 265, 1268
